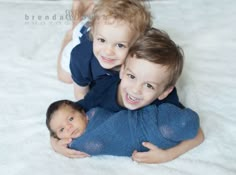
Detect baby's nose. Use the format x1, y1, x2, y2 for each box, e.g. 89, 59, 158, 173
66, 124, 73, 131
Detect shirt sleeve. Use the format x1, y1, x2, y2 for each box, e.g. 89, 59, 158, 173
70, 33, 93, 86
75, 75, 121, 112
157, 103, 200, 141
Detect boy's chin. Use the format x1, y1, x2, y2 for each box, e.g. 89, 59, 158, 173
123, 103, 141, 110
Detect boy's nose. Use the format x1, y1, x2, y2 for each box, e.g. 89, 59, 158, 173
132, 83, 142, 94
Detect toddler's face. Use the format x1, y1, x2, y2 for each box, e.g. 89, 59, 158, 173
118, 56, 172, 110
92, 18, 137, 69
50, 105, 88, 139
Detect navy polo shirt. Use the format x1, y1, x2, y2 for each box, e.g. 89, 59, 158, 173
76, 75, 125, 112
70, 28, 117, 87
76, 74, 183, 112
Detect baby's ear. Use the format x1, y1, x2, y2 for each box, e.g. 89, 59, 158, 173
158, 86, 174, 100
51, 133, 60, 140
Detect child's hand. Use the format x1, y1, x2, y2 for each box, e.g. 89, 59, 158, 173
50, 137, 90, 158
131, 142, 171, 164
132, 129, 204, 164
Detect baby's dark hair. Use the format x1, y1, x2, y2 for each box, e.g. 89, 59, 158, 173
46, 100, 83, 139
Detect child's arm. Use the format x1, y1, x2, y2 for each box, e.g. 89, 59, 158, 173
73, 83, 89, 100
57, 0, 94, 84
132, 128, 204, 164
50, 136, 90, 158
72, 0, 94, 27
57, 30, 74, 84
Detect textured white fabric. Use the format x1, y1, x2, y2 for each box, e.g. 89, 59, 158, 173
1, 1, 236, 175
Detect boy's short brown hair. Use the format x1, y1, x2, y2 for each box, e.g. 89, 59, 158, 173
90, 0, 152, 37
128, 28, 184, 90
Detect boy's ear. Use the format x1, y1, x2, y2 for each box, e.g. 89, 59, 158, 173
158, 86, 174, 100
119, 64, 125, 79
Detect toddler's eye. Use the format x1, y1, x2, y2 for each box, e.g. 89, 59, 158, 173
146, 83, 154, 90
69, 117, 74, 121
60, 128, 64, 132
127, 74, 135, 79
98, 38, 105, 43
117, 43, 125, 48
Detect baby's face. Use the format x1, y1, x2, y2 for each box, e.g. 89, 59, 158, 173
118, 56, 172, 110
92, 17, 137, 70
50, 105, 88, 139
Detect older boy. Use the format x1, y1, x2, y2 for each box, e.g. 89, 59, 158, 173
52, 28, 204, 163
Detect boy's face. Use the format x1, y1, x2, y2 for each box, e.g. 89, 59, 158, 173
50, 105, 88, 139
92, 18, 137, 69
118, 56, 173, 110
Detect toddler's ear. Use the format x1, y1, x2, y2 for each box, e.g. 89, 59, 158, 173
90, 28, 94, 37
158, 86, 174, 100
119, 64, 125, 79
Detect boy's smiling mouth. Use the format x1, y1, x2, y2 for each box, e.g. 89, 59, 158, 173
126, 93, 141, 104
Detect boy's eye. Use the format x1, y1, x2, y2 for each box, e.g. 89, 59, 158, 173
146, 83, 154, 90
117, 43, 125, 48
127, 74, 135, 79
98, 38, 105, 43
60, 128, 64, 132
69, 117, 74, 121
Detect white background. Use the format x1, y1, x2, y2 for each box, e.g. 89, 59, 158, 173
0, 0, 235, 175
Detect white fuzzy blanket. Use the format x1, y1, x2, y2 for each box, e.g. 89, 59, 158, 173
0, 0, 235, 175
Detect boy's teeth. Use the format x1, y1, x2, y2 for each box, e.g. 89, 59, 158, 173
128, 94, 137, 101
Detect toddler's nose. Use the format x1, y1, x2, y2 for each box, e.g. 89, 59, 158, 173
104, 46, 114, 55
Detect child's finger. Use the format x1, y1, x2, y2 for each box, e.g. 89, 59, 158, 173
132, 152, 147, 163
58, 138, 72, 146
142, 142, 158, 150
68, 150, 90, 158
132, 151, 145, 159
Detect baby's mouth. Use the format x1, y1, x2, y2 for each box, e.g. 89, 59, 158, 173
71, 129, 79, 138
